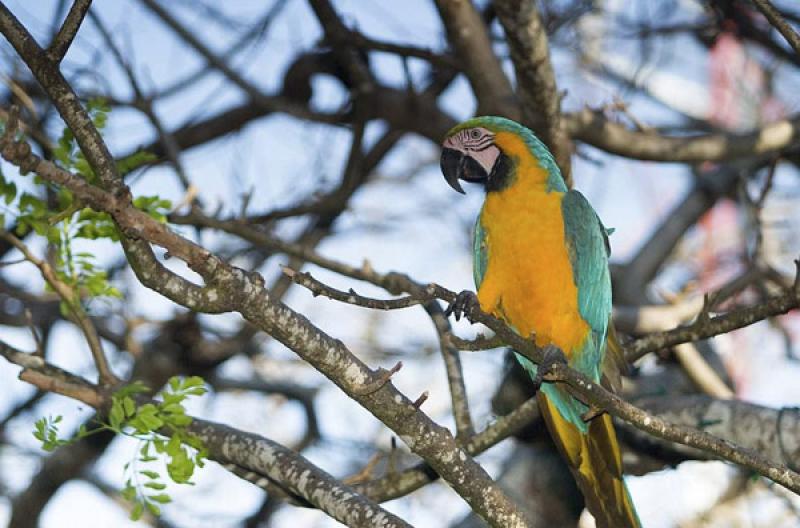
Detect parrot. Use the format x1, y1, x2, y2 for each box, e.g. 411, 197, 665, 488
440, 116, 640, 528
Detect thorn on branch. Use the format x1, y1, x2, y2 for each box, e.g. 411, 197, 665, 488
697, 292, 713, 324
412, 390, 429, 409
352, 361, 403, 395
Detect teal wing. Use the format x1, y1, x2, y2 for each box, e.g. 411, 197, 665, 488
473, 212, 489, 290
561, 190, 612, 382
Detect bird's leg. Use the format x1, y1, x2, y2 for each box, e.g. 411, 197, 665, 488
530, 344, 568, 393
445, 290, 480, 322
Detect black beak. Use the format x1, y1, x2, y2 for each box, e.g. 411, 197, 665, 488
440, 148, 488, 194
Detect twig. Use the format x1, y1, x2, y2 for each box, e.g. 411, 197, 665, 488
0, 230, 117, 385
283, 266, 429, 310
751, 0, 800, 56
352, 361, 403, 395
349, 30, 458, 68
24, 308, 44, 357
412, 391, 429, 409
46, 0, 92, 63
427, 302, 474, 438
625, 281, 800, 362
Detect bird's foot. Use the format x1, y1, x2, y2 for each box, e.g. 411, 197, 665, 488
445, 290, 479, 322
530, 345, 568, 393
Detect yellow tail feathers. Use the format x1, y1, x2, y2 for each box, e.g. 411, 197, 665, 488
537, 391, 640, 528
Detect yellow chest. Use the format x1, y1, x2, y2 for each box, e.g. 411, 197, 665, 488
477, 179, 589, 354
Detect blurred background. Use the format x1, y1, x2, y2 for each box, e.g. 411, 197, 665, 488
1, 0, 800, 526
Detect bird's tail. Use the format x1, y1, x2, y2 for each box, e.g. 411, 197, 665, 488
537, 390, 640, 528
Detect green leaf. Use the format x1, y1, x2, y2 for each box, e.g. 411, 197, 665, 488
148, 493, 172, 504
121, 483, 137, 501
109, 399, 124, 430
117, 150, 156, 176
144, 482, 167, 491
122, 396, 136, 418
167, 414, 192, 427
140, 470, 160, 480
130, 501, 144, 521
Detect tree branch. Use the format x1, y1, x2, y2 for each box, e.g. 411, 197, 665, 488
494, 0, 572, 181
626, 273, 800, 362
434, 0, 519, 117
289, 267, 800, 493
751, 0, 800, 56
0, 339, 414, 528
46, 0, 92, 63
0, 227, 117, 385
567, 108, 800, 163
0, 117, 532, 528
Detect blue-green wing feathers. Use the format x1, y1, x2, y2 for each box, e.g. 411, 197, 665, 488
473, 213, 489, 289
561, 190, 612, 382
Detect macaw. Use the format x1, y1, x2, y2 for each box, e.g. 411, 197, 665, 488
440, 116, 640, 528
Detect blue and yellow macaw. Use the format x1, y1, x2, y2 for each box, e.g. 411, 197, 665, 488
440, 116, 640, 528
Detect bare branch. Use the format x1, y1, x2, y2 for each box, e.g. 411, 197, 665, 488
434, 0, 518, 117
626, 282, 800, 362
0, 228, 117, 385
46, 0, 92, 63
0, 120, 532, 528
0, 339, 414, 528
751, 0, 800, 56
494, 0, 571, 181
426, 302, 475, 438
567, 108, 800, 163
283, 267, 429, 310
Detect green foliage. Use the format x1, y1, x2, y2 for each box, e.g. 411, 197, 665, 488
32, 376, 209, 520
1, 98, 170, 316
133, 195, 173, 224
33, 415, 77, 451
117, 150, 157, 177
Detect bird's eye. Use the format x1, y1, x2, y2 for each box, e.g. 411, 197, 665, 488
470, 129, 481, 139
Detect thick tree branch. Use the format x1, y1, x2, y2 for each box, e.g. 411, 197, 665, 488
0, 339, 413, 528
288, 267, 800, 493
494, 0, 571, 181
0, 118, 532, 528
624, 395, 800, 471
434, 0, 519, 118
568, 108, 800, 163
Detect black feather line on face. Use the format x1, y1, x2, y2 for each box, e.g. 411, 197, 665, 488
486, 151, 513, 192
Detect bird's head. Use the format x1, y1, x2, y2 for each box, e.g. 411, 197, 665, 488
440, 116, 564, 194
